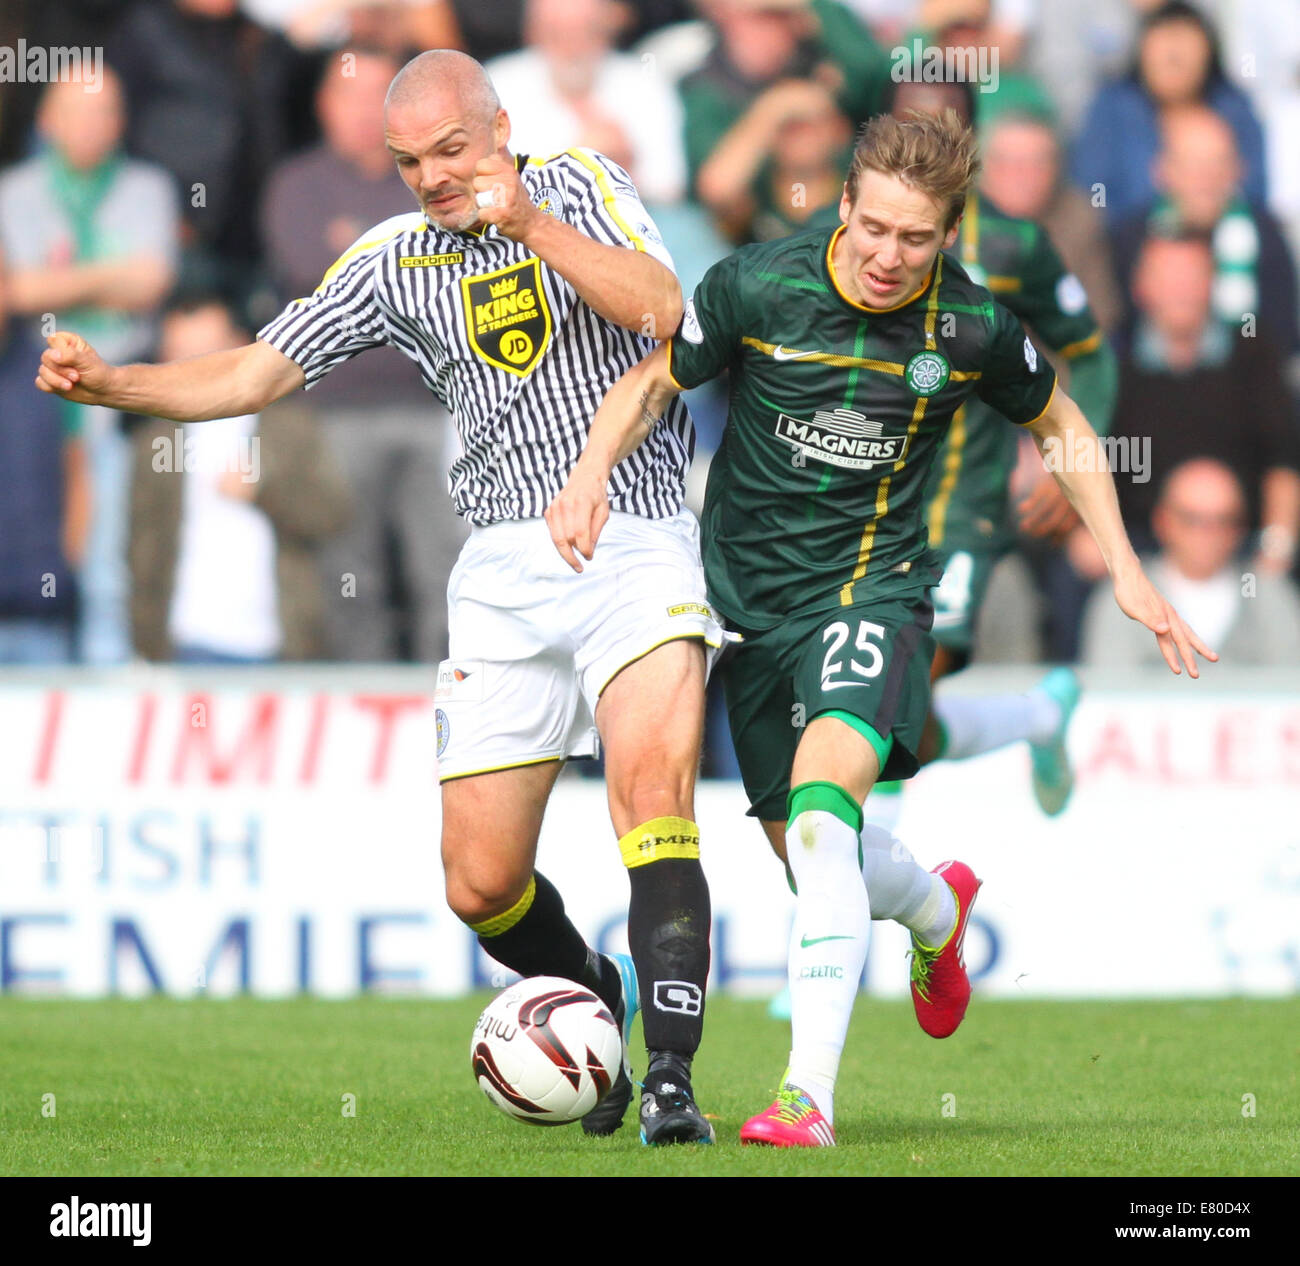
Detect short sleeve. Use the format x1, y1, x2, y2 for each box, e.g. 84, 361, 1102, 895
975, 301, 1058, 424
256, 228, 393, 389
560, 149, 676, 271
1008, 225, 1102, 357
665, 254, 744, 390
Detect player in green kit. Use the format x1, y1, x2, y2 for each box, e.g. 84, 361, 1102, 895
758, 82, 1116, 1027
853, 79, 1123, 843
547, 110, 1215, 1146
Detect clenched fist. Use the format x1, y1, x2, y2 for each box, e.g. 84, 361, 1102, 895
36, 331, 115, 405
472, 155, 540, 241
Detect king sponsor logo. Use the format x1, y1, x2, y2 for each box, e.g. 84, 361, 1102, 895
775, 407, 907, 470
461, 258, 552, 376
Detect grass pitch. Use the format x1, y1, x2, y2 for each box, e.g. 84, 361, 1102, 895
1, 996, 1295, 1177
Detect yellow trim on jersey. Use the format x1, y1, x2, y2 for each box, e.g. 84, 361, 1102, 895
665, 338, 687, 389
438, 754, 564, 784
316, 221, 415, 292
960, 198, 1020, 290
1058, 329, 1103, 359
469, 875, 537, 937
738, 335, 980, 380
827, 255, 971, 601
826, 226, 935, 314
564, 148, 647, 252
839, 391, 929, 605
618, 817, 701, 870
927, 402, 967, 549
924, 254, 944, 348
741, 337, 905, 375
1018, 378, 1058, 428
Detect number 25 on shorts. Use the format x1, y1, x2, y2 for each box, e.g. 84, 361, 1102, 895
820, 619, 886, 691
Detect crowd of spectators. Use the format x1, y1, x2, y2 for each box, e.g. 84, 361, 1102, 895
1, 1, 1297, 733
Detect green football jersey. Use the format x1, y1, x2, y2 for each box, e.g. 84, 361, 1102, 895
925, 192, 1104, 550
667, 225, 1058, 631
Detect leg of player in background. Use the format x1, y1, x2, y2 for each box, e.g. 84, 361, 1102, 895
441, 760, 635, 1134
597, 637, 715, 1145
863, 628, 1082, 836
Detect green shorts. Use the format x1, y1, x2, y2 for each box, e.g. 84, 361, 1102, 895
930, 537, 1008, 657
720, 592, 937, 821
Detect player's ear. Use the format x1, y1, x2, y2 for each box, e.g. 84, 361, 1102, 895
838, 184, 852, 226
493, 108, 511, 153
942, 215, 962, 250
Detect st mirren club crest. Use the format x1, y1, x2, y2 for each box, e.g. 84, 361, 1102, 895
461, 258, 552, 377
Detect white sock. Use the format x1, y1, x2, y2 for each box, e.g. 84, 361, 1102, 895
933, 690, 1061, 761
784, 809, 872, 1127
859, 823, 956, 948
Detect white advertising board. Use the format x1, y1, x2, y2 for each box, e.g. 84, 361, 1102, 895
1, 669, 1295, 998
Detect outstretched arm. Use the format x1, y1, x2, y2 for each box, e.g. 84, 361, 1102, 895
544, 344, 682, 571
36, 332, 306, 422
1025, 388, 1218, 676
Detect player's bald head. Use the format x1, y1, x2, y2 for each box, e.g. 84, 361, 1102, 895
385, 49, 500, 128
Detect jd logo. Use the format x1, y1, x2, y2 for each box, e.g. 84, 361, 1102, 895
462, 258, 552, 376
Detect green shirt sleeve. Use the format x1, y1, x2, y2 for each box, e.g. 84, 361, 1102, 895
1064, 341, 1118, 437
1004, 224, 1100, 354
976, 301, 1058, 425
667, 253, 745, 390
998, 221, 1116, 432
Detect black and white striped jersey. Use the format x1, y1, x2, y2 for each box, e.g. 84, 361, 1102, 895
258, 149, 693, 526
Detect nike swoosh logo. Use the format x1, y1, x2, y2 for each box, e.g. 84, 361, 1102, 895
800, 934, 855, 948
772, 345, 821, 362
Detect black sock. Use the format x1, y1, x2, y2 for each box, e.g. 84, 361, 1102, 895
627, 858, 711, 1056
475, 872, 616, 1009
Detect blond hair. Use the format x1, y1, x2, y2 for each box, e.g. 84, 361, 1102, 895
845, 110, 979, 230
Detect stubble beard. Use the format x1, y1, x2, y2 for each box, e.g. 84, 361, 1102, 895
423, 195, 481, 233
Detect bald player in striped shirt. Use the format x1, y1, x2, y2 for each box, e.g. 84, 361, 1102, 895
37, 49, 719, 1145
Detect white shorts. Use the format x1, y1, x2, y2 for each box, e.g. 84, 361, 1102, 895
435, 508, 725, 781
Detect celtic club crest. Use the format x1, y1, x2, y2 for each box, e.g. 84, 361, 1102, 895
904, 350, 950, 397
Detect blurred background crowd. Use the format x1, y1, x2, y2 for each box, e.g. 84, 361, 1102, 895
0, 0, 1297, 773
